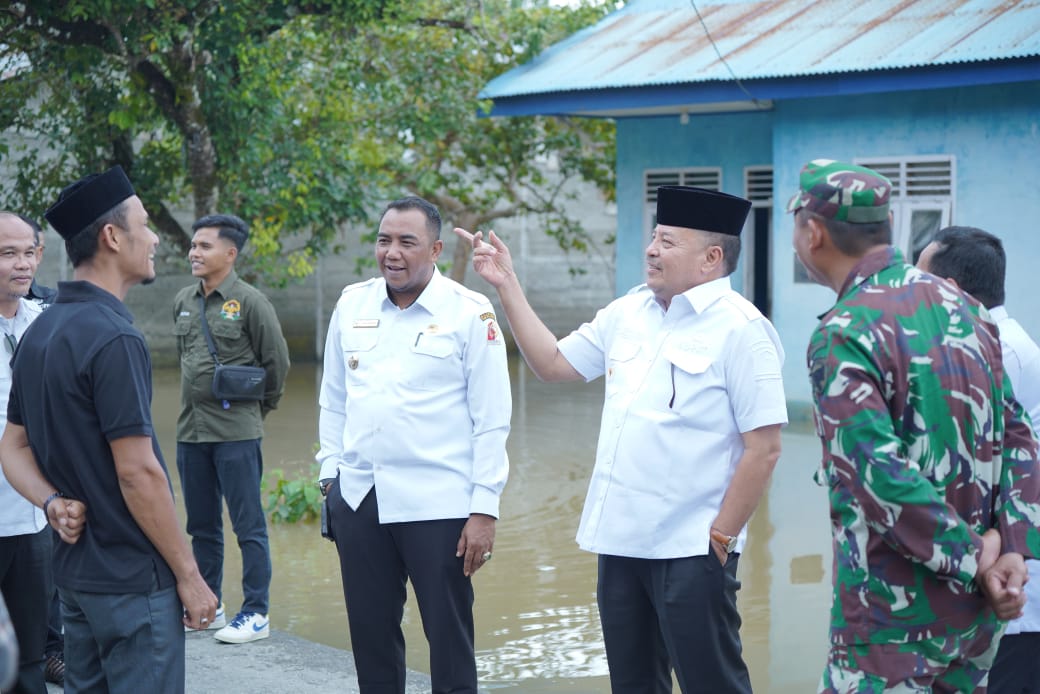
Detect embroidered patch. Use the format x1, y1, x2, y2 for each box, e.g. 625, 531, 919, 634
486, 319, 503, 345
479, 311, 495, 322
220, 299, 241, 320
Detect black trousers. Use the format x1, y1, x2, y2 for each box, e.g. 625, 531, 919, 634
597, 553, 752, 694
0, 528, 52, 694
989, 631, 1040, 694
328, 489, 476, 694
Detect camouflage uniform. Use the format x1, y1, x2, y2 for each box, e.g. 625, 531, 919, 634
790, 161, 1040, 692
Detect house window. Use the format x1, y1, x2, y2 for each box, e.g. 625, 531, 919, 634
744, 166, 773, 315
855, 156, 955, 264
643, 168, 722, 248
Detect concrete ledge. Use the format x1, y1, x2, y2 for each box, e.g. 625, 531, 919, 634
46, 629, 432, 693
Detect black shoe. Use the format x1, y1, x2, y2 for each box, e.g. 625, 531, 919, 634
44, 653, 64, 685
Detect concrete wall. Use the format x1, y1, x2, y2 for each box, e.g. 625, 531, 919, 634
771, 82, 1040, 406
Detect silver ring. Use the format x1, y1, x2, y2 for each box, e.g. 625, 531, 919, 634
481, 551, 492, 562
201, 618, 209, 624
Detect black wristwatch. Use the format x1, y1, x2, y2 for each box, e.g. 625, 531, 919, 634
319, 478, 335, 497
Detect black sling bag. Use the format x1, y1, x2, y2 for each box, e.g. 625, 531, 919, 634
198, 295, 266, 403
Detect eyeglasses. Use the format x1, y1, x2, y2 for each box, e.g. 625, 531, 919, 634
3, 334, 15, 356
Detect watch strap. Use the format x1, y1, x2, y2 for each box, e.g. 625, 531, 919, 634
710, 528, 738, 553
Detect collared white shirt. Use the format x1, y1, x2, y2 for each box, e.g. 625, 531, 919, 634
990, 305, 1040, 634
317, 270, 511, 523
558, 276, 788, 559
0, 298, 45, 536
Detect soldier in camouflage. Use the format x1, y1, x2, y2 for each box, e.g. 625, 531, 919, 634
788, 159, 1040, 692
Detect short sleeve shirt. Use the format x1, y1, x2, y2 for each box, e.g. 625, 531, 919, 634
557, 276, 788, 559
8, 281, 175, 593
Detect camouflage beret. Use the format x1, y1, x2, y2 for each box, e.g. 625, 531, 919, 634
786, 159, 892, 223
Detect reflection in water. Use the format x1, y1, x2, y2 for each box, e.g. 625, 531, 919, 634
152, 361, 831, 692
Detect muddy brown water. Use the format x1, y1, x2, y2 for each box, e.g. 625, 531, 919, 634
152, 361, 832, 692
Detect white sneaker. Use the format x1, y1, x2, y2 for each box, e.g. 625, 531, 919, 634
213, 611, 270, 644
185, 602, 226, 632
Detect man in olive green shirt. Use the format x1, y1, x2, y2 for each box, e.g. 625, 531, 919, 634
173, 214, 289, 644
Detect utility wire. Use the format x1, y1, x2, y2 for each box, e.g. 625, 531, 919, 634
689, 0, 767, 108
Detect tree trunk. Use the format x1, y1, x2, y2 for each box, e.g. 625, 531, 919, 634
449, 210, 480, 284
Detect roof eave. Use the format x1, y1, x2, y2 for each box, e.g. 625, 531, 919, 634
483, 57, 1040, 118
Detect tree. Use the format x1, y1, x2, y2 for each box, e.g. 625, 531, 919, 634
0, 0, 616, 283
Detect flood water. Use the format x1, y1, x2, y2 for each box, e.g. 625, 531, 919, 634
153, 360, 834, 693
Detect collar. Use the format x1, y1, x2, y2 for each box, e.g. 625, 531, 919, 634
54, 280, 134, 322
987, 304, 1009, 323
383, 268, 444, 314
674, 275, 733, 314
835, 246, 902, 302
194, 269, 239, 299
26, 279, 56, 302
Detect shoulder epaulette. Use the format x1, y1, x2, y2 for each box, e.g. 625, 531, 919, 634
340, 277, 380, 296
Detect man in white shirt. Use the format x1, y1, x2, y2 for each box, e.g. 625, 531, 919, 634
317, 196, 511, 694
457, 185, 787, 693
0, 213, 73, 692
918, 225, 1040, 693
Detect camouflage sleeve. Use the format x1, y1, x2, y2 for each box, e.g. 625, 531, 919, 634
996, 375, 1040, 559
809, 325, 982, 586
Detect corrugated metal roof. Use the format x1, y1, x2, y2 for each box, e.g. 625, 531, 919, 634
481, 0, 1040, 99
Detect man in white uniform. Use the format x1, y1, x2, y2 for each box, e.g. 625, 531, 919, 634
317, 196, 511, 694
917, 225, 1040, 693
0, 212, 47, 693
0, 213, 85, 692
457, 185, 787, 693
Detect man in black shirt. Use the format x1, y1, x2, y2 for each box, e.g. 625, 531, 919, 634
0, 166, 216, 693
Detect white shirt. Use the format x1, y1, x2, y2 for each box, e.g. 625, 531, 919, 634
317, 270, 511, 523
990, 305, 1040, 634
558, 276, 788, 559
0, 298, 45, 536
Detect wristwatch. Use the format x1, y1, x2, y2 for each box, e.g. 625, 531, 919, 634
710, 528, 738, 554
318, 479, 335, 497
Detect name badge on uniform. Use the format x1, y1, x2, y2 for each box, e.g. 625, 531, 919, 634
353, 319, 379, 329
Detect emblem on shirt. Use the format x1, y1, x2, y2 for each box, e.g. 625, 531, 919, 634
486, 318, 502, 345
348, 355, 359, 370
479, 312, 495, 322
220, 299, 241, 321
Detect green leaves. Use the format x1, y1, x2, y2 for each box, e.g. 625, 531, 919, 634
263, 466, 324, 523
0, 0, 616, 285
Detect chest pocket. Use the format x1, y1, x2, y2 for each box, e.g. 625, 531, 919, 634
341, 328, 379, 354
211, 320, 243, 341
663, 344, 722, 414
173, 315, 192, 337
605, 337, 643, 398
666, 349, 713, 377
407, 333, 459, 391
340, 328, 379, 388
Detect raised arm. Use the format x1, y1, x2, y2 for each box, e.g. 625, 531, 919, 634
454, 228, 581, 383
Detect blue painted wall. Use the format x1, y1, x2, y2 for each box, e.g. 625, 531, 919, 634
614, 81, 1040, 409
615, 110, 773, 293
771, 82, 1040, 407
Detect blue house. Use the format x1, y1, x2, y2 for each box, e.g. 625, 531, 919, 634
482, 0, 1040, 413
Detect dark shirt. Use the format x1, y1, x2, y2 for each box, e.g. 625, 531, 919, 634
173, 270, 290, 443
26, 279, 57, 309
7, 281, 175, 593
